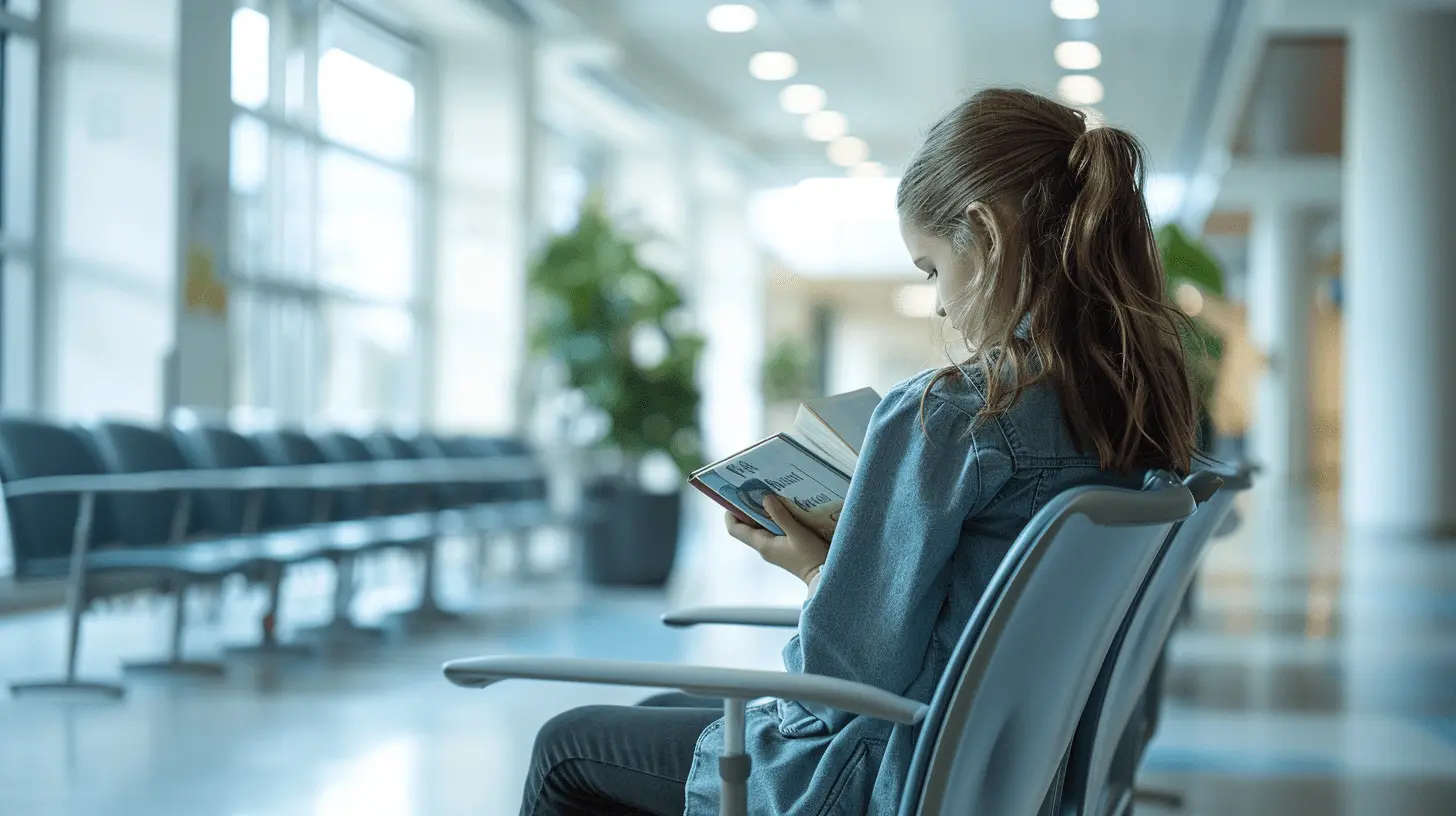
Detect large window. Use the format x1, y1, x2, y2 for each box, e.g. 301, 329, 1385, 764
229, 0, 426, 427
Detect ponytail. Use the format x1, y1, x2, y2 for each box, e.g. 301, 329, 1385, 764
1053, 125, 1197, 473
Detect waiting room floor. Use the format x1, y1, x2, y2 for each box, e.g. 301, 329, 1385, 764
2, 488, 1455, 815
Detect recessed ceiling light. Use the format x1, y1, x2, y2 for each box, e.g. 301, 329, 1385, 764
1051, 0, 1099, 20
749, 51, 798, 81
779, 84, 827, 115
1054, 41, 1102, 70
803, 110, 847, 141
848, 161, 886, 178
707, 4, 757, 33
1058, 75, 1104, 105
827, 136, 870, 166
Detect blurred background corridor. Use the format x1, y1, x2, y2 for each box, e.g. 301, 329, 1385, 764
0, 0, 1454, 813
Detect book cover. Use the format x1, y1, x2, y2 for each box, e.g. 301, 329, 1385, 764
689, 434, 850, 539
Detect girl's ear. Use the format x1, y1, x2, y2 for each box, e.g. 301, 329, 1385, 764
964, 201, 1002, 264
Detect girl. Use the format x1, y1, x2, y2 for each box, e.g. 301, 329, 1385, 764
520, 87, 1197, 816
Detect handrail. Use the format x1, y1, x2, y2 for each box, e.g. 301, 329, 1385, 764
1, 456, 545, 499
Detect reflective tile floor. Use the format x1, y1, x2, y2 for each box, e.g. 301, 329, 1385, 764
1, 489, 1454, 815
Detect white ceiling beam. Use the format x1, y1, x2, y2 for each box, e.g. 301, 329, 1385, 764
1214, 154, 1342, 207
1178, 0, 1283, 231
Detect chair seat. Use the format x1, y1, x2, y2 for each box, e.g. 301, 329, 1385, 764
326, 513, 436, 551
195, 529, 331, 565
19, 541, 254, 581
475, 500, 553, 527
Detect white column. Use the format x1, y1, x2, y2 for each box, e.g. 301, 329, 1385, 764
1245, 203, 1311, 486
431, 14, 528, 434
1343, 11, 1456, 531
167, 0, 233, 414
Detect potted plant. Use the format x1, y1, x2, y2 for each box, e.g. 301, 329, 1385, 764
1157, 223, 1226, 450
526, 195, 705, 586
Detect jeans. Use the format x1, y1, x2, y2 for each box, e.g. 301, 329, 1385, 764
521, 693, 722, 816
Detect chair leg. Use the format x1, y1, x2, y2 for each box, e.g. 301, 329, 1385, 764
9, 555, 125, 699
512, 526, 551, 581
227, 565, 312, 658
386, 539, 463, 631
719, 698, 750, 816
124, 583, 227, 677
296, 555, 386, 646
474, 532, 492, 583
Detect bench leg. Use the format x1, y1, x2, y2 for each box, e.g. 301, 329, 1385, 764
227, 565, 312, 658
387, 539, 463, 631
514, 527, 538, 577
297, 555, 386, 646
125, 583, 227, 678
9, 493, 125, 699
9, 586, 126, 699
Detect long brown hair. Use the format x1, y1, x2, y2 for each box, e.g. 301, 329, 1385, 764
897, 88, 1197, 474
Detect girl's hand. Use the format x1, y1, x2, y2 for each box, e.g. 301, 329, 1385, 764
724, 494, 831, 585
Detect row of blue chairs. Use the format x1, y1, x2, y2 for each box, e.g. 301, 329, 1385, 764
446, 460, 1252, 816
0, 416, 562, 697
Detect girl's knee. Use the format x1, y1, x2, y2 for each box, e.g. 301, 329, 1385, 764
532, 705, 610, 761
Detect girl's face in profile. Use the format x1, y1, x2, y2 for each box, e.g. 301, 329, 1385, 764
900, 219, 980, 326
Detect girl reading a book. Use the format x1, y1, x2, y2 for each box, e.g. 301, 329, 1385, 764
520, 88, 1197, 816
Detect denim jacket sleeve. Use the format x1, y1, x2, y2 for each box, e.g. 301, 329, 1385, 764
781, 370, 1014, 729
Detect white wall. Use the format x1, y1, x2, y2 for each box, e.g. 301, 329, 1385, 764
692, 148, 765, 462
827, 312, 945, 398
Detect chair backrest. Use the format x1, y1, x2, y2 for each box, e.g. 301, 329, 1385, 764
467, 435, 548, 503
250, 429, 329, 527
170, 423, 278, 534
85, 421, 206, 547
1061, 463, 1251, 816
0, 418, 119, 576
411, 434, 478, 509
442, 436, 517, 504
312, 431, 375, 519
364, 431, 420, 461
363, 431, 428, 514
899, 477, 1194, 816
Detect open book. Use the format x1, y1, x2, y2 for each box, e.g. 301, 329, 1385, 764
689, 387, 882, 538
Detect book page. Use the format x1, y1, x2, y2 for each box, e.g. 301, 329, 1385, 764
789, 408, 857, 476
803, 387, 881, 455
789, 387, 882, 475
692, 435, 849, 539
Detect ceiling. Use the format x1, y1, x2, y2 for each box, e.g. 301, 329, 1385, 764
537, 0, 1225, 181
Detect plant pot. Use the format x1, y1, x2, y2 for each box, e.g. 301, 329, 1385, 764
580, 479, 682, 587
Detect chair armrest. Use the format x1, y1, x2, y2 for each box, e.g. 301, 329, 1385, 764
661, 605, 802, 629
442, 655, 927, 725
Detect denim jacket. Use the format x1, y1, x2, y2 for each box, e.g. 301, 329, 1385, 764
682, 364, 1142, 815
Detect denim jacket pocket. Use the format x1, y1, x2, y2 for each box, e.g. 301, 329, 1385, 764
815, 738, 887, 816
